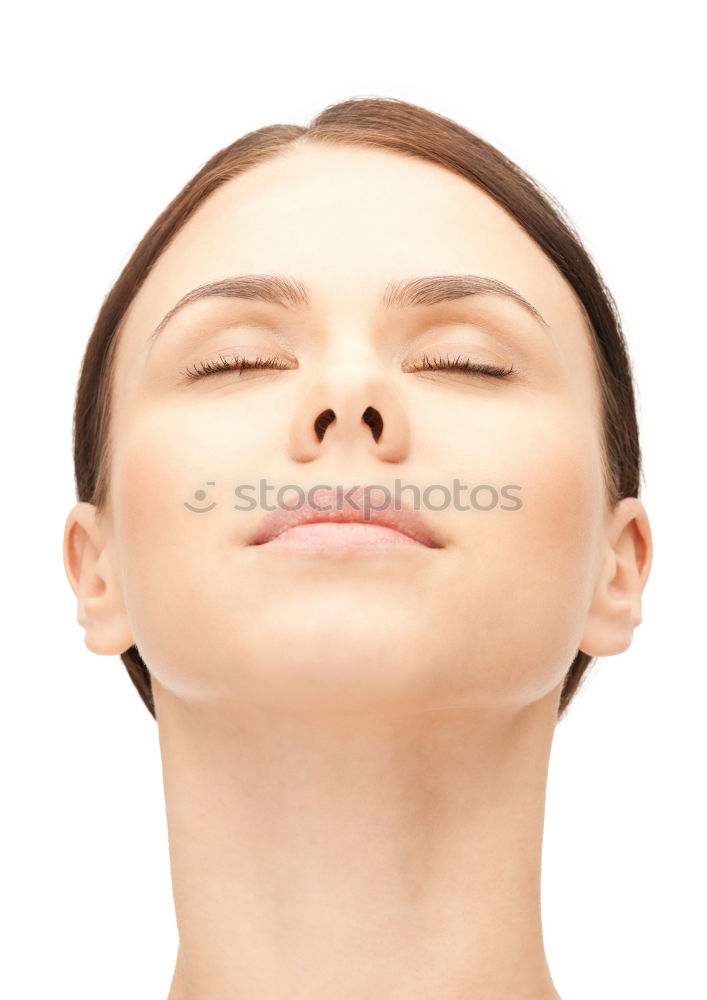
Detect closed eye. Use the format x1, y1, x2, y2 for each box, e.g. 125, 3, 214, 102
180, 353, 294, 380
403, 353, 517, 377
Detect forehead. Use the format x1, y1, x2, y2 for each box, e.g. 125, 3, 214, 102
114, 142, 595, 397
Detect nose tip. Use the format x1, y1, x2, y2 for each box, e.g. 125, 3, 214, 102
288, 360, 411, 463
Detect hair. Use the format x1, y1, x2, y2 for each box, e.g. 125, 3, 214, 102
71, 95, 642, 722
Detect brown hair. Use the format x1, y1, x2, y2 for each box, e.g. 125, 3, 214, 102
71, 95, 642, 721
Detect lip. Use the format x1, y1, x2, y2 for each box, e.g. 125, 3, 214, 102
248, 486, 444, 549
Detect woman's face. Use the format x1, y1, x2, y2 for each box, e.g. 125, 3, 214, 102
104, 142, 611, 713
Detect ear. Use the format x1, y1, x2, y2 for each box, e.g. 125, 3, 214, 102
579, 497, 653, 657
63, 502, 135, 656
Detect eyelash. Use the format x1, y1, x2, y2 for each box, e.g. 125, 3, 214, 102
180, 351, 517, 381
181, 353, 292, 380
406, 353, 516, 378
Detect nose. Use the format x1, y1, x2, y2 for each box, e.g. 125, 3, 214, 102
288, 356, 411, 463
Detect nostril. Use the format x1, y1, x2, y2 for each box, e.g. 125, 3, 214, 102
314, 408, 336, 442
362, 406, 383, 442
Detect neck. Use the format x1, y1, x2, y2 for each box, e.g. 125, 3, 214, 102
156, 684, 562, 1000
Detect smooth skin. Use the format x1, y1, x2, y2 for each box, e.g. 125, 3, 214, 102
64, 142, 652, 999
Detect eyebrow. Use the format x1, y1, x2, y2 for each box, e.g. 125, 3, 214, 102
147, 273, 550, 346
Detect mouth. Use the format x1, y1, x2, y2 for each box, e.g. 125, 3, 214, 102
255, 520, 430, 551
247, 486, 445, 552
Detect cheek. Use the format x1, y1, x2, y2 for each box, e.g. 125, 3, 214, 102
109, 404, 245, 677
112, 405, 220, 543
433, 390, 603, 578
112, 397, 267, 529
440, 401, 605, 705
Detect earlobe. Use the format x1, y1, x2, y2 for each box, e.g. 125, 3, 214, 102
579, 497, 653, 658
63, 502, 134, 655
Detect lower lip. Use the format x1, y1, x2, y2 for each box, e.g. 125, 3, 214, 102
257, 522, 428, 551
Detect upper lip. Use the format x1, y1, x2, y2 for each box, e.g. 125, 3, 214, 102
248, 486, 444, 548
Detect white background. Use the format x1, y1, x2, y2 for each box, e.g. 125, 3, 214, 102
2, 2, 705, 998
